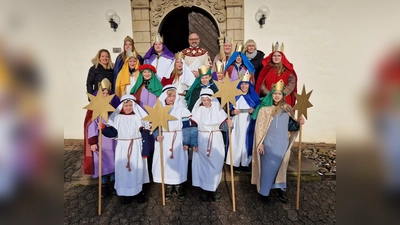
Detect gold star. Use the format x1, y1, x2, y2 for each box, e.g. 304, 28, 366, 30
142, 100, 177, 132
212, 75, 243, 107
293, 84, 313, 119
83, 91, 116, 121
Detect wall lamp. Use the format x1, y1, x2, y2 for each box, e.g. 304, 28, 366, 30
255, 6, 269, 28
105, 10, 120, 32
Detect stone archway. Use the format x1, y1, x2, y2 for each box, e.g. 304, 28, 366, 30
130, 0, 244, 55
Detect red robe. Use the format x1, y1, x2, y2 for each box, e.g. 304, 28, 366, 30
255, 51, 298, 106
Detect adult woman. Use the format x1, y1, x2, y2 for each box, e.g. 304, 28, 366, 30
251, 79, 304, 204
143, 33, 174, 80
244, 39, 265, 83
86, 49, 114, 94
113, 36, 143, 89
255, 42, 297, 107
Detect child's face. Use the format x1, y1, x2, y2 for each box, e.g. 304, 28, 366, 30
235, 55, 242, 64
216, 72, 224, 81
102, 89, 110, 97
201, 97, 212, 108
273, 90, 283, 103
240, 82, 249, 93
175, 58, 183, 70
154, 42, 163, 53
142, 70, 152, 80
200, 75, 211, 85
165, 92, 176, 105
128, 57, 137, 69
123, 101, 133, 114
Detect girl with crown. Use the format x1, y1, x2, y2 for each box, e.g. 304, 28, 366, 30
251, 79, 304, 205
255, 42, 298, 107
152, 85, 192, 201
224, 43, 255, 84
113, 36, 143, 90
212, 60, 227, 82
143, 33, 174, 80
114, 49, 141, 98
226, 71, 260, 174
161, 52, 195, 104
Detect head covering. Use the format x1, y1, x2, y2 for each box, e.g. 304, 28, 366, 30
192, 88, 224, 126
252, 80, 286, 119
108, 94, 149, 126
163, 54, 195, 87
225, 51, 255, 74
115, 50, 140, 97
158, 85, 186, 108
130, 64, 163, 96
184, 66, 215, 107
143, 42, 174, 61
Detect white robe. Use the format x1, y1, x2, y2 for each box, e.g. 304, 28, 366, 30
151, 56, 173, 80
152, 106, 191, 184
108, 114, 150, 196
226, 96, 252, 167
191, 104, 227, 191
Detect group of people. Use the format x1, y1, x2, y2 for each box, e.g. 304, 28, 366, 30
84, 32, 305, 205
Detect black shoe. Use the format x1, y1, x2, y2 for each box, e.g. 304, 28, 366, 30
200, 190, 209, 202
137, 191, 146, 203
262, 195, 272, 205
212, 191, 221, 202
122, 196, 134, 204
109, 181, 117, 195
175, 185, 186, 201
276, 189, 288, 203
101, 184, 110, 198
165, 185, 173, 202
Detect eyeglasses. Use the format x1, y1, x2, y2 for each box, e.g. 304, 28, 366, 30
189, 38, 199, 41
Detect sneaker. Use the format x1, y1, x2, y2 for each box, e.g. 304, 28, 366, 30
165, 185, 173, 201
137, 191, 146, 204
175, 185, 186, 201
276, 189, 288, 203
200, 190, 209, 202
122, 196, 134, 204
212, 191, 221, 202
101, 184, 110, 198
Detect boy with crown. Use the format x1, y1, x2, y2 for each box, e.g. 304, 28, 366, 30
255, 42, 298, 107
251, 79, 304, 205
143, 33, 174, 80
225, 42, 255, 83
226, 71, 260, 174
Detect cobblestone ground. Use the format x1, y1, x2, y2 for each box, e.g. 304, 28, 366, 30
64, 150, 336, 224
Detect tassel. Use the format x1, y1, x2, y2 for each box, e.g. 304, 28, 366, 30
207, 149, 211, 157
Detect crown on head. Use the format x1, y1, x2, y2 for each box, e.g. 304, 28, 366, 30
240, 70, 251, 82
235, 42, 245, 53
272, 79, 284, 91
215, 60, 225, 73
154, 33, 163, 43
126, 49, 138, 58
98, 78, 112, 91
198, 65, 209, 76
124, 36, 134, 44
272, 42, 284, 52
174, 51, 185, 59
225, 36, 234, 45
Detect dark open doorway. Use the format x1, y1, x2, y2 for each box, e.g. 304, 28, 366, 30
159, 6, 219, 60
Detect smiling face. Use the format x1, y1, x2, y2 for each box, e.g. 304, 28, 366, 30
272, 90, 283, 103
200, 75, 211, 85
235, 54, 242, 64
122, 101, 133, 114
175, 58, 183, 70
154, 42, 163, 53
142, 69, 152, 80
124, 41, 133, 52
128, 57, 137, 69
272, 52, 282, 64
165, 90, 176, 105
216, 71, 224, 81
201, 97, 211, 108
240, 82, 249, 93
99, 51, 110, 66
246, 44, 255, 54
102, 88, 110, 97
189, 33, 200, 48
224, 42, 232, 54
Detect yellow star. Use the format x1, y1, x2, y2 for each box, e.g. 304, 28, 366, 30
142, 100, 178, 132
212, 75, 243, 107
83, 91, 116, 122
293, 84, 313, 119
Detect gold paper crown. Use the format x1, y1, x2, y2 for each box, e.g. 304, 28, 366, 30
235, 42, 245, 53
240, 70, 251, 82
126, 49, 138, 58
124, 36, 134, 44
174, 51, 185, 59
225, 36, 234, 44
98, 78, 112, 91
272, 42, 284, 52
272, 79, 284, 91
215, 60, 225, 73
154, 33, 164, 43
198, 65, 209, 76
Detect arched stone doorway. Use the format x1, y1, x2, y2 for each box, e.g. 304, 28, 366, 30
131, 0, 245, 57
159, 6, 219, 60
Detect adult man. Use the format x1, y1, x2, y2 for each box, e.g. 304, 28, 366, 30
182, 33, 212, 78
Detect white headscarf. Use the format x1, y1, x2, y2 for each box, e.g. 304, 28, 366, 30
108, 94, 150, 128
158, 85, 187, 109
192, 88, 226, 126
163, 58, 195, 87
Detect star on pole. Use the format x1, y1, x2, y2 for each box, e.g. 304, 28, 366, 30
212, 75, 243, 107
142, 100, 177, 132
293, 84, 313, 119
83, 91, 116, 121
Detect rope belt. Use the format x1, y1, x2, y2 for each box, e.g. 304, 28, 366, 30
115, 137, 142, 171
199, 130, 221, 157
162, 130, 181, 159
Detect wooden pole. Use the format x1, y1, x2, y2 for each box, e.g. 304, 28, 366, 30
227, 104, 236, 212
98, 116, 103, 215
159, 126, 166, 206
296, 120, 303, 210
